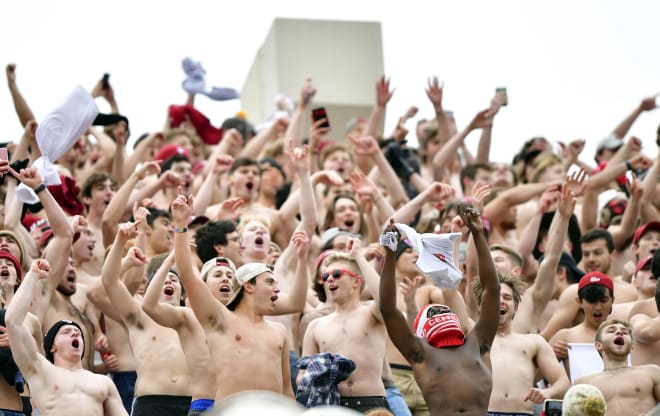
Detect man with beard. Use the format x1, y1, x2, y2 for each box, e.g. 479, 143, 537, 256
549, 272, 615, 380
14, 167, 102, 372
6, 259, 127, 416
575, 319, 660, 416
379, 206, 500, 415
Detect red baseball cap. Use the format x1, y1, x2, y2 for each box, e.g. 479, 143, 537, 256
633, 221, 660, 246
578, 272, 614, 295
634, 256, 653, 276
154, 144, 190, 163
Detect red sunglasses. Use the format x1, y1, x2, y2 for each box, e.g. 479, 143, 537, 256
321, 268, 360, 282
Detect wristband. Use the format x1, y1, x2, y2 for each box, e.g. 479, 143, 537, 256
34, 183, 47, 194
173, 226, 188, 233
625, 160, 633, 171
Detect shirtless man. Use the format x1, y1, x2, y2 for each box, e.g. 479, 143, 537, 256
14, 167, 102, 372
629, 254, 660, 366
549, 272, 614, 380
172, 192, 309, 403
6, 259, 126, 415
205, 157, 293, 248
102, 222, 193, 415
380, 206, 500, 415
575, 319, 660, 416
80, 172, 118, 276
479, 273, 569, 415
302, 239, 391, 413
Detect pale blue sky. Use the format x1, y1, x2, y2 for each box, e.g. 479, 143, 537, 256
2, 0, 659, 164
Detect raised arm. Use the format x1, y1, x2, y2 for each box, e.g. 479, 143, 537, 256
141, 250, 186, 330
284, 78, 316, 150
461, 206, 500, 349
193, 154, 233, 216
272, 230, 309, 315
630, 313, 660, 345
101, 161, 160, 248
379, 227, 425, 364
171, 190, 227, 327
475, 95, 503, 163
611, 96, 657, 140
101, 222, 143, 325
347, 237, 384, 322
6, 64, 36, 127
5, 259, 52, 378
432, 108, 492, 182
391, 182, 455, 226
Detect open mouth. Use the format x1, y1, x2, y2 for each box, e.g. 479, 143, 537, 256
246, 181, 254, 191
72, 339, 80, 349
593, 311, 603, 319
328, 285, 338, 292
344, 219, 355, 229
0, 270, 9, 277
614, 336, 625, 346
499, 309, 506, 316
270, 295, 278, 302
219, 285, 231, 293
255, 236, 264, 246
164, 287, 175, 296
67, 274, 75, 284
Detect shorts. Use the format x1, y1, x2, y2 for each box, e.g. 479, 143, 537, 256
487, 412, 533, 416
340, 396, 391, 414
187, 398, 214, 416
110, 371, 137, 414
132, 395, 192, 416
0, 408, 26, 416
390, 363, 429, 416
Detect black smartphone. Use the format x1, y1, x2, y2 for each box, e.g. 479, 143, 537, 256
543, 399, 562, 416
311, 107, 330, 129
102, 73, 110, 90
496, 87, 508, 106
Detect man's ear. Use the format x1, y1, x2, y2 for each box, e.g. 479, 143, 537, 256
595, 341, 603, 354
575, 296, 582, 306
81, 195, 92, 206
213, 244, 225, 256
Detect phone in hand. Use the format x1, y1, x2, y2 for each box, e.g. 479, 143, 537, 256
102, 73, 110, 90
0, 147, 8, 162
311, 107, 330, 129
496, 87, 508, 106
543, 399, 562, 416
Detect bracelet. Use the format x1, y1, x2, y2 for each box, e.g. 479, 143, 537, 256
34, 183, 47, 194
173, 226, 188, 233
625, 160, 633, 171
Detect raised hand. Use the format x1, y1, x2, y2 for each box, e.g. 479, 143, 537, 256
559, 139, 585, 160
565, 168, 587, 197
211, 154, 234, 175
470, 181, 492, 211
639, 96, 658, 112
171, 189, 194, 223
300, 78, 316, 108
348, 171, 377, 197
10, 167, 43, 190
627, 173, 643, 200
425, 182, 455, 203
216, 197, 243, 221
135, 161, 161, 180
363, 243, 385, 263
629, 154, 653, 171
376, 76, 394, 107
312, 170, 344, 187
556, 183, 576, 218
426, 76, 444, 110
30, 259, 51, 279
125, 246, 147, 268
222, 128, 244, 151
467, 109, 493, 131
117, 221, 141, 241
6, 64, 16, 84
347, 135, 380, 157
70, 215, 89, 235
309, 118, 331, 151
538, 188, 558, 214
285, 142, 310, 173
158, 171, 185, 189
346, 237, 362, 258
458, 205, 484, 233
399, 275, 424, 304
291, 230, 309, 258
132, 202, 151, 232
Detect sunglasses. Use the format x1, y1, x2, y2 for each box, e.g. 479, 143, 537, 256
321, 268, 360, 282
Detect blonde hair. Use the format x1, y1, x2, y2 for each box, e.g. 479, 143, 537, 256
563, 384, 606, 416
237, 214, 271, 235
473, 273, 525, 307
530, 152, 562, 183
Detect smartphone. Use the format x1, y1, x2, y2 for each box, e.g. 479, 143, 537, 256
496, 87, 508, 106
543, 399, 563, 416
102, 73, 110, 90
0, 147, 8, 161
311, 107, 330, 129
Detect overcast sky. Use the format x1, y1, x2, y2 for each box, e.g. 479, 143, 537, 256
2, 0, 659, 164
